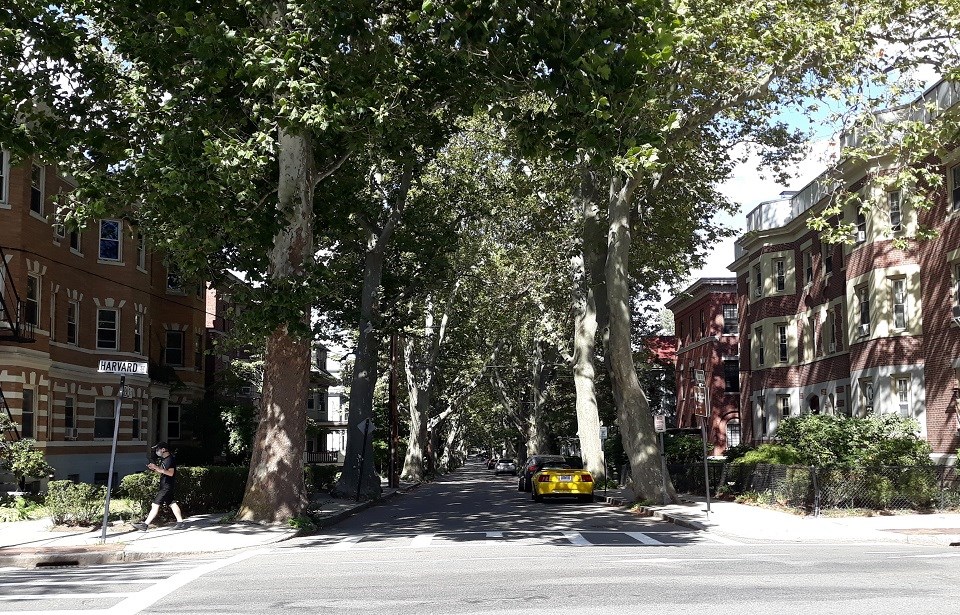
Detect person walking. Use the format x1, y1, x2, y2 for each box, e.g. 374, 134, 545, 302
132, 442, 186, 530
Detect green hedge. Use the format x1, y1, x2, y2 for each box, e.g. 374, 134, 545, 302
304, 465, 340, 492
120, 466, 248, 517
46, 480, 106, 526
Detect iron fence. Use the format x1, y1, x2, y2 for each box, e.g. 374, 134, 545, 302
669, 462, 960, 514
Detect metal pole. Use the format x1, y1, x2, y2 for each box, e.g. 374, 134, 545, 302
355, 420, 370, 501
700, 417, 711, 515
601, 436, 607, 498
100, 375, 125, 544
658, 431, 669, 505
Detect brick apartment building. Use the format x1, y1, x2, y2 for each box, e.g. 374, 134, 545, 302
728, 80, 960, 463
665, 278, 741, 455
1, 152, 207, 484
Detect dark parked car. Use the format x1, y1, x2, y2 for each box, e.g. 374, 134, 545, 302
518, 455, 583, 492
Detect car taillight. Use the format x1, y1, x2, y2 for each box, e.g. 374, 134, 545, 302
538, 475, 551, 482
580, 474, 593, 482
529, 465, 539, 473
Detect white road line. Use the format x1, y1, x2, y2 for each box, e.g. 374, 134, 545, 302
692, 532, 744, 545
625, 532, 665, 546
3, 579, 152, 586
0, 592, 134, 601
105, 549, 267, 614
562, 532, 591, 546
486, 531, 504, 538
410, 534, 435, 548
329, 535, 365, 551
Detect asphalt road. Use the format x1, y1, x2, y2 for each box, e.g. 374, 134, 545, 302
3, 461, 959, 615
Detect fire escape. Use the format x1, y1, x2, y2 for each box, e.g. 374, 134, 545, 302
0, 245, 36, 441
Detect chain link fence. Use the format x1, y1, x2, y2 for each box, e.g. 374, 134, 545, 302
668, 462, 960, 515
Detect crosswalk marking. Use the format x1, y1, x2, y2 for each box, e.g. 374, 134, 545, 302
410, 534, 435, 548
330, 535, 364, 551
0, 592, 134, 601
486, 531, 504, 538
562, 532, 591, 546
624, 532, 665, 546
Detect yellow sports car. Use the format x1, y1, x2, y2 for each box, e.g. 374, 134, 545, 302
531, 460, 594, 503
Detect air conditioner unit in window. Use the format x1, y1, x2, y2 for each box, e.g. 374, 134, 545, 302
65, 427, 78, 440
856, 230, 866, 242
828, 342, 836, 353
858, 323, 870, 336
754, 287, 762, 298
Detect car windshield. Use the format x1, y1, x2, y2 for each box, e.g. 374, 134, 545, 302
499, 459, 514, 464
541, 463, 571, 470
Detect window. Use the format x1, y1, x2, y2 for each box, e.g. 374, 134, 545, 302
95, 399, 115, 439
194, 332, 203, 370
21, 389, 35, 438
99, 219, 121, 261
167, 266, 183, 293
895, 377, 910, 417
722, 304, 738, 335
777, 324, 788, 363
96, 308, 118, 350
30, 164, 44, 215
49, 293, 56, 341
64, 396, 75, 429
134, 312, 143, 354
132, 403, 141, 440
723, 359, 739, 393
66, 301, 78, 345
307, 391, 315, 411
952, 165, 960, 212
855, 211, 867, 243
804, 251, 813, 284
0, 150, 8, 205
775, 259, 785, 291
858, 285, 871, 331
137, 233, 146, 269
822, 244, 833, 274
888, 190, 902, 231
725, 422, 741, 449
892, 278, 907, 329
753, 264, 762, 297
689, 316, 695, 340
165, 330, 184, 366
699, 310, 705, 336
53, 194, 66, 239
25, 274, 40, 326
168, 404, 181, 439
808, 315, 818, 358
755, 326, 764, 365
69, 228, 81, 252
861, 379, 875, 414
778, 394, 791, 421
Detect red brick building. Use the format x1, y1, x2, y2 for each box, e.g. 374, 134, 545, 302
1, 152, 207, 484
665, 278, 741, 455
729, 80, 960, 463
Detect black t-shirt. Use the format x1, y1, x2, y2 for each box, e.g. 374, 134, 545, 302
159, 454, 176, 491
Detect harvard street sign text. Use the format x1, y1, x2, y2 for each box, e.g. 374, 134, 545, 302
97, 360, 149, 375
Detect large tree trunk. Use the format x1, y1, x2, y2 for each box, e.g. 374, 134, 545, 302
401, 337, 431, 481
333, 165, 412, 499
238, 129, 313, 522
572, 164, 605, 477
605, 174, 678, 504
525, 341, 552, 456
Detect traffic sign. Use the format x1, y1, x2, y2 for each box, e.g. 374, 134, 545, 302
599, 426, 608, 440
654, 415, 666, 433
357, 418, 376, 435
97, 360, 148, 375
694, 369, 705, 385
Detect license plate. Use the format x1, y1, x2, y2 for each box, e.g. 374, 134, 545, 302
559, 475, 572, 482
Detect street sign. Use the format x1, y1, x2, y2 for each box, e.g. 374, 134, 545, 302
694, 369, 705, 385
97, 360, 148, 375
599, 426, 608, 440
357, 418, 376, 435
694, 386, 709, 418
654, 415, 666, 433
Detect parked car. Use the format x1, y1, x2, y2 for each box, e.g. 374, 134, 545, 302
517, 454, 573, 492
530, 458, 594, 503
494, 458, 517, 475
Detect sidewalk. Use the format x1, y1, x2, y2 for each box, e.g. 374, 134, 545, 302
0, 483, 417, 569
596, 488, 960, 547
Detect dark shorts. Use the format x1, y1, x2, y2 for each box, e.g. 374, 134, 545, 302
153, 488, 176, 506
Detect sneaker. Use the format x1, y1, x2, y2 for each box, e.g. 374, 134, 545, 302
173, 522, 187, 530
132, 522, 149, 531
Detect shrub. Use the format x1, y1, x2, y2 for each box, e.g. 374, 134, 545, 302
775, 414, 932, 467
732, 444, 803, 465
664, 434, 707, 464
723, 443, 754, 464
304, 466, 340, 492
120, 466, 248, 516
45, 480, 106, 526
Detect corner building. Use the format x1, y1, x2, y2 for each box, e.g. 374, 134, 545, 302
730, 80, 960, 463
0, 152, 207, 483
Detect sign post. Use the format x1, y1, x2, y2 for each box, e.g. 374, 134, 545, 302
694, 377, 712, 516
654, 414, 669, 504
599, 425, 608, 498
355, 418, 376, 501
96, 360, 148, 543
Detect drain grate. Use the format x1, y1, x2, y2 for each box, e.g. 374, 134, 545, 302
35, 560, 80, 568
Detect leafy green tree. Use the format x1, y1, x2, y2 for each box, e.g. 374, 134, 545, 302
1, 439, 54, 492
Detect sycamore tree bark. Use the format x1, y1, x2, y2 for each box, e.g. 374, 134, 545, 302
401, 283, 459, 481
571, 164, 606, 477
525, 341, 552, 456
333, 166, 412, 499
238, 129, 313, 521
604, 173, 678, 503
